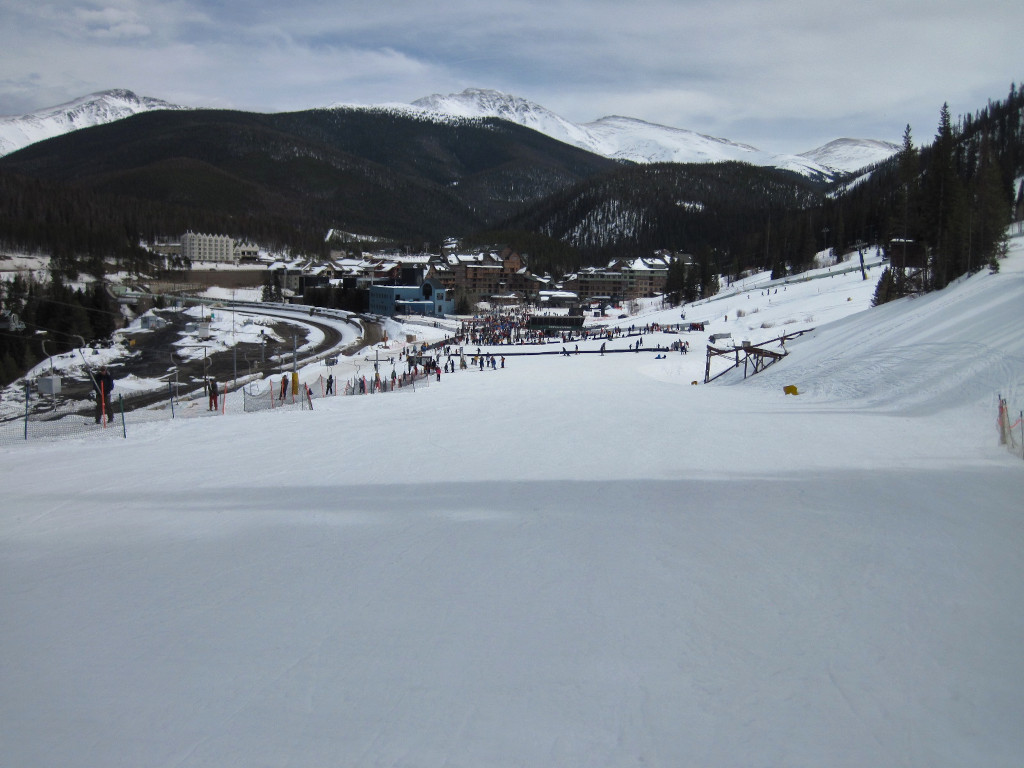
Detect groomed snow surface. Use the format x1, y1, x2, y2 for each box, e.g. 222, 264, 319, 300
3, 244, 1023, 767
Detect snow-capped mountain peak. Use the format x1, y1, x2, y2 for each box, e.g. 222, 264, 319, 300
581, 114, 763, 164
406, 88, 778, 167
410, 88, 597, 149
0, 89, 189, 157
412, 88, 548, 121
404, 88, 897, 177
798, 138, 901, 175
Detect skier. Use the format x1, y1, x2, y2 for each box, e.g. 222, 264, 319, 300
207, 378, 218, 411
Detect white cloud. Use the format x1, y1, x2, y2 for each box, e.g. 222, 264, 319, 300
74, 6, 151, 38
0, 0, 1020, 150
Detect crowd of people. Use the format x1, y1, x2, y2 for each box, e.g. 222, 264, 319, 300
450, 310, 697, 349
456, 310, 537, 346
243, 310, 704, 412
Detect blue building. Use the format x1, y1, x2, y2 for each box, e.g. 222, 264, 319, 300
368, 278, 454, 317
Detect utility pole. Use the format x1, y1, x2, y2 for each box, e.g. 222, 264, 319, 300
40, 337, 57, 411
169, 352, 179, 402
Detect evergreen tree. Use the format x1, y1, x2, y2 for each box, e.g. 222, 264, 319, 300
832, 211, 846, 262
85, 283, 117, 340
871, 267, 898, 306
894, 124, 919, 293
0, 351, 17, 386
969, 135, 1012, 273
988, 239, 1004, 273
923, 104, 969, 289
454, 290, 473, 315
695, 246, 719, 299
798, 218, 818, 272
664, 257, 687, 304
85, 250, 107, 283
681, 260, 700, 304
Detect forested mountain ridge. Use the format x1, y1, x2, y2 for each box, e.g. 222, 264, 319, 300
502, 161, 824, 267
0, 107, 621, 248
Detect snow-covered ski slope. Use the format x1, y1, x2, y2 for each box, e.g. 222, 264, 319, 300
2, 240, 1022, 767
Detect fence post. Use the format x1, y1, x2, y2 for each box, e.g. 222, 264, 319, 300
24, 380, 30, 441
169, 381, 176, 419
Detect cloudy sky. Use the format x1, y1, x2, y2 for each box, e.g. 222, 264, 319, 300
0, 0, 1020, 153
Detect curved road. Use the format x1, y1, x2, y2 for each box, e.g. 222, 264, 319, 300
25, 306, 375, 418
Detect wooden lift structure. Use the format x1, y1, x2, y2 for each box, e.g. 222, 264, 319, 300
704, 330, 813, 384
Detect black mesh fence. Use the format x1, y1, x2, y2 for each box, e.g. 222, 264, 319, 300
243, 371, 431, 412
1, 368, 436, 445
1, 381, 222, 445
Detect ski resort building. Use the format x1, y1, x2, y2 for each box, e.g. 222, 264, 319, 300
182, 232, 235, 264
369, 279, 454, 317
